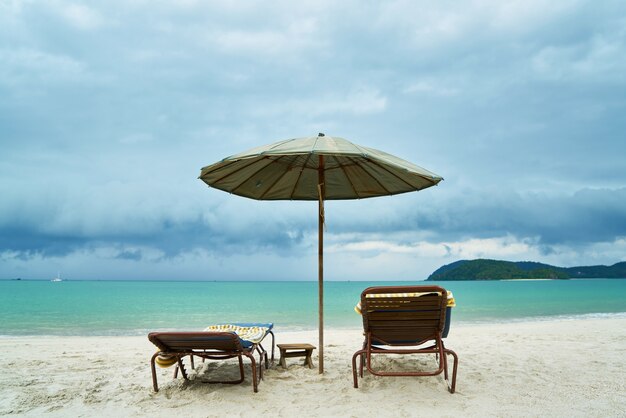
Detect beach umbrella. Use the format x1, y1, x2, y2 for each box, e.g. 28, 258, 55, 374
198, 133, 443, 373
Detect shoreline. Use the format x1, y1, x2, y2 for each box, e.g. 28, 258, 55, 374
2, 311, 626, 338
2, 316, 625, 417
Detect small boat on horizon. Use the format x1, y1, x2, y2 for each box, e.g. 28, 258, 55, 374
51, 272, 62, 282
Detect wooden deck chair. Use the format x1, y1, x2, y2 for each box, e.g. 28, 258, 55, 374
351, 285, 459, 393
149, 331, 265, 393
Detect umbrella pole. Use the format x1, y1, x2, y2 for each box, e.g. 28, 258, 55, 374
318, 155, 325, 374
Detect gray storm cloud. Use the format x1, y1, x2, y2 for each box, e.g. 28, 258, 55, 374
1, 0, 625, 279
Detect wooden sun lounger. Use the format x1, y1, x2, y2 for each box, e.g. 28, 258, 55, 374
351, 285, 459, 393
148, 331, 265, 393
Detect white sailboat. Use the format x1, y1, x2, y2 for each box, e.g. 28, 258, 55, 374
51, 272, 62, 282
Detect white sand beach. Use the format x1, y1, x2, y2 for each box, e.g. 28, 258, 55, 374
1, 317, 625, 417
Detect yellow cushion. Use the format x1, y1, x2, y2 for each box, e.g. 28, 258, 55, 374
155, 354, 178, 368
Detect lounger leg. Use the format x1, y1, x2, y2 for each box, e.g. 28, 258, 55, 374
244, 353, 259, 393
151, 352, 160, 392
177, 358, 189, 380
359, 341, 366, 378
352, 349, 366, 388
260, 352, 265, 380
190, 355, 195, 370
439, 341, 453, 393
440, 341, 449, 382
254, 354, 261, 390
359, 340, 367, 378
257, 344, 268, 372
268, 330, 275, 363
256, 347, 264, 380
359, 354, 365, 377
258, 344, 268, 369
238, 355, 245, 384
445, 348, 459, 394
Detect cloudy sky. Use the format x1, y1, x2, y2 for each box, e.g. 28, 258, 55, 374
1, 0, 625, 281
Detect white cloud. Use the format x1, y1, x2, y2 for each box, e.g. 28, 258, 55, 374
374, 0, 581, 51
440, 236, 538, 259
0, 48, 86, 85
535, 238, 626, 268
119, 133, 155, 144
252, 86, 387, 118
334, 87, 388, 114
0, 0, 24, 16
487, 0, 581, 32
59, 4, 106, 30
328, 235, 535, 259
404, 80, 458, 97
532, 32, 626, 82
210, 18, 323, 56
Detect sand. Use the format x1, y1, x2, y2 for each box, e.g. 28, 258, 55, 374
1, 317, 625, 417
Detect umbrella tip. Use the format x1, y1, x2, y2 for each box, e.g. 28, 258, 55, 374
318, 132, 325, 137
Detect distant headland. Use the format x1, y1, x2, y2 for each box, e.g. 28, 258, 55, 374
426, 259, 626, 281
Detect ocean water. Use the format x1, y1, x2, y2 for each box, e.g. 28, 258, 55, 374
1, 279, 625, 336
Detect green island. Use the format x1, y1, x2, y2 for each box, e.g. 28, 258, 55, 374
426, 259, 626, 281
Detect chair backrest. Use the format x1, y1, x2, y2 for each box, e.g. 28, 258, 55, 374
360, 285, 448, 345
148, 332, 243, 352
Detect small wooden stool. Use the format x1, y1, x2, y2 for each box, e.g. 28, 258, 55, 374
277, 343, 316, 369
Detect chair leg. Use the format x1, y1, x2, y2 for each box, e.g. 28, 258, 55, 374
268, 330, 275, 363
259, 343, 269, 370
150, 353, 160, 392
359, 352, 364, 378
439, 342, 449, 382
177, 358, 189, 380
352, 349, 366, 388
359, 340, 366, 378
257, 344, 268, 371
258, 348, 264, 381
445, 348, 459, 394
238, 355, 245, 384
244, 353, 259, 393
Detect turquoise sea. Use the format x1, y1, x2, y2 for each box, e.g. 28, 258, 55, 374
1, 279, 625, 336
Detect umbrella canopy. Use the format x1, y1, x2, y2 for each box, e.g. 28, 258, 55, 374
200, 134, 442, 200
199, 133, 443, 373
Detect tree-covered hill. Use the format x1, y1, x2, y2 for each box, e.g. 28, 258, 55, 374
426, 259, 626, 281
565, 262, 626, 278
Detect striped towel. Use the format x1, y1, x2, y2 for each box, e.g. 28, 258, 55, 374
354, 291, 456, 315
203, 324, 269, 344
